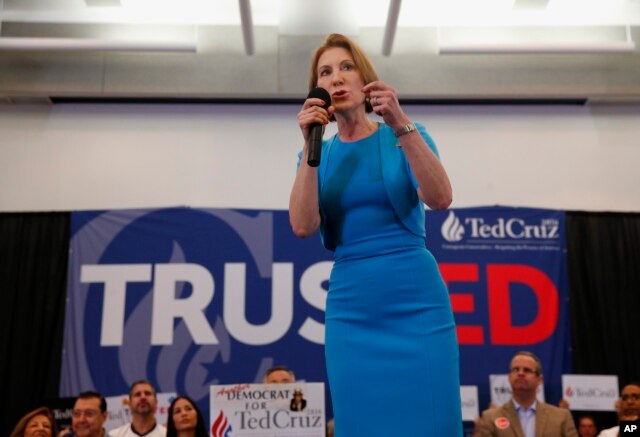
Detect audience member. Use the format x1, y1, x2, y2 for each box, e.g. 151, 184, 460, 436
476, 351, 578, 437
577, 415, 598, 437
59, 391, 108, 437
10, 406, 58, 437
263, 365, 295, 384
109, 380, 166, 437
166, 396, 207, 437
597, 382, 640, 437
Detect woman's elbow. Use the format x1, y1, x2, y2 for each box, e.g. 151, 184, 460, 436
434, 194, 453, 210
289, 217, 320, 238
291, 226, 313, 238
421, 188, 453, 210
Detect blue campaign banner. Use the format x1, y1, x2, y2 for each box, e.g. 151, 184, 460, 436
60, 206, 570, 423
60, 207, 334, 421
426, 206, 571, 409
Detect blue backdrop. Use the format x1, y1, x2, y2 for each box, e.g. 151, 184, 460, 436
60, 206, 570, 423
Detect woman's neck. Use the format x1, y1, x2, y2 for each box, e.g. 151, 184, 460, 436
335, 110, 378, 142
177, 430, 196, 437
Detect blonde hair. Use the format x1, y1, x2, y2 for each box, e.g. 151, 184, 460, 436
9, 407, 58, 437
308, 33, 379, 115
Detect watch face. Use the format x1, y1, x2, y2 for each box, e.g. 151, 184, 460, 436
396, 123, 416, 137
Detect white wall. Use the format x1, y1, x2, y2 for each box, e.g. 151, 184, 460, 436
1, 103, 639, 212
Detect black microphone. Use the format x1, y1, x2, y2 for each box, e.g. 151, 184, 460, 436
306, 87, 331, 168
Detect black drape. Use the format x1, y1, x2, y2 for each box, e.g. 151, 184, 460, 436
566, 211, 640, 431
0, 212, 70, 437
566, 212, 640, 380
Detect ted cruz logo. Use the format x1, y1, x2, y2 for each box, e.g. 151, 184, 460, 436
441, 211, 465, 242
440, 210, 560, 243
212, 411, 233, 437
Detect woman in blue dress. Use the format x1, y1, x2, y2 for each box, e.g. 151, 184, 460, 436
289, 33, 462, 436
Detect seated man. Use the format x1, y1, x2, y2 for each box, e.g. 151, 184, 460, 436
263, 365, 295, 384
577, 415, 598, 437
597, 382, 640, 437
109, 380, 166, 437
477, 351, 577, 437
60, 391, 108, 437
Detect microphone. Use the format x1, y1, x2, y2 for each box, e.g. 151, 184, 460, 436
306, 87, 331, 167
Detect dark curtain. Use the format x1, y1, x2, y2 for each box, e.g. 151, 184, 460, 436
566, 211, 640, 431
0, 212, 70, 437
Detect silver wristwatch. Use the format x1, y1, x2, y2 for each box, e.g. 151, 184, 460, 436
394, 122, 417, 138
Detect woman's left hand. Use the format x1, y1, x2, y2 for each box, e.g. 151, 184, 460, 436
362, 81, 410, 131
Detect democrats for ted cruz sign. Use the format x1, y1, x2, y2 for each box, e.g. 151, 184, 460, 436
59, 207, 333, 422
426, 206, 571, 403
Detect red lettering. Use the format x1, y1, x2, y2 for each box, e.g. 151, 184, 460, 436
440, 263, 484, 345
487, 264, 559, 345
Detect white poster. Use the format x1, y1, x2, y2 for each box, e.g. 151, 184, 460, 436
562, 374, 618, 411
460, 385, 479, 421
490, 374, 545, 407
210, 383, 325, 437
105, 392, 175, 430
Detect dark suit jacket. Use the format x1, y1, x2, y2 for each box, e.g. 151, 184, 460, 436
290, 399, 307, 411
477, 400, 578, 437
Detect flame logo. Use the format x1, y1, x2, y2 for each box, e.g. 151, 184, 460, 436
441, 211, 465, 242
565, 386, 574, 397
211, 411, 232, 437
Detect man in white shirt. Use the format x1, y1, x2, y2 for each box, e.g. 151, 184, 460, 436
108, 380, 166, 437
597, 382, 640, 437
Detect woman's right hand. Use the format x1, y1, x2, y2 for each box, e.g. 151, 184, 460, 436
297, 97, 333, 143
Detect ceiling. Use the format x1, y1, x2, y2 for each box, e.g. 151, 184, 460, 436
1, 0, 640, 103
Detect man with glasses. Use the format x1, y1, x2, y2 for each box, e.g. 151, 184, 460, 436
597, 382, 640, 437
59, 391, 108, 437
476, 351, 578, 437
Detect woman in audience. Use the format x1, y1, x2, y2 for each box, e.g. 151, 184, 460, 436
166, 396, 208, 437
10, 406, 58, 437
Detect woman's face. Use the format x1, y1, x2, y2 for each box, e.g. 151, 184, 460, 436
23, 415, 52, 437
316, 47, 366, 115
172, 398, 198, 432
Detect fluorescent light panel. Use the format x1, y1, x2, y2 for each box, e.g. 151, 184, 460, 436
0, 37, 197, 52
437, 25, 636, 54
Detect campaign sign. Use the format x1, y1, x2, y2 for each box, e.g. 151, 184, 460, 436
490, 374, 545, 407
105, 392, 176, 430
562, 375, 618, 411
460, 386, 479, 421
427, 206, 570, 406
210, 383, 325, 436
59, 208, 332, 426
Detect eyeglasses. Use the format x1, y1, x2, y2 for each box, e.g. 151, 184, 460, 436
621, 394, 640, 401
510, 366, 539, 375
72, 409, 101, 419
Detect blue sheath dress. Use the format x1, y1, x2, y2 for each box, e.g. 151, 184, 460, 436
317, 124, 462, 436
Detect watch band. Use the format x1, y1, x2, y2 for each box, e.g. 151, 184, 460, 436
394, 122, 417, 138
